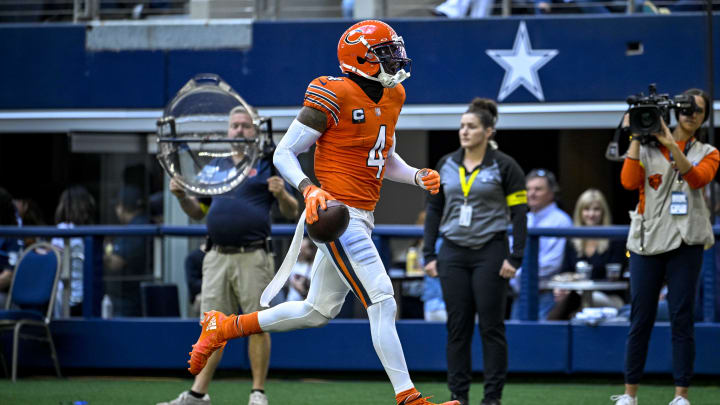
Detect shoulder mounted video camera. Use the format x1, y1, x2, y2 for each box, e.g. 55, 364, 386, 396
626, 83, 699, 143
606, 83, 702, 161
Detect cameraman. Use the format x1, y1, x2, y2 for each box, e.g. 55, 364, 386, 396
612, 88, 718, 405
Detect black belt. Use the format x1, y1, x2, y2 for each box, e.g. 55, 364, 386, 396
213, 240, 268, 254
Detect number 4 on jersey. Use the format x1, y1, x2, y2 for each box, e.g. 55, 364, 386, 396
367, 125, 387, 178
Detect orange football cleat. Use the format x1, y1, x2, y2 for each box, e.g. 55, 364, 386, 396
187, 310, 228, 375
396, 389, 460, 405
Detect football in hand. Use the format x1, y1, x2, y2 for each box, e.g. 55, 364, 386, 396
307, 200, 350, 243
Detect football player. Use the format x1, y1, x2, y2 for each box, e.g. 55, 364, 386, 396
187, 20, 457, 405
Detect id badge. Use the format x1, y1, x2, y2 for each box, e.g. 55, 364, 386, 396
459, 204, 473, 227
670, 191, 688, 215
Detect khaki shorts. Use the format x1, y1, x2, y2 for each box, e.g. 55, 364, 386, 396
200, 248, 275, 316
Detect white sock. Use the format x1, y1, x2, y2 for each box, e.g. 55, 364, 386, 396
257, 300, 329, 332
367, 298, 413, 394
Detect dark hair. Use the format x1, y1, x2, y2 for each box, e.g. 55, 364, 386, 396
465, 97, 498, 129
526, 168, 560, 194
18, 198, 45, 226
55, 185, 96, 225
683, 88, 710, 124
117, 185, 144, 212
0, 187, 17, 226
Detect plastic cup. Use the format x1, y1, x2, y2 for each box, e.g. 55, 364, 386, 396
606, 263, 622, 281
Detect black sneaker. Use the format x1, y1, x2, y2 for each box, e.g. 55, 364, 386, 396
450, 392, 468, 405
480, 399, 501, 405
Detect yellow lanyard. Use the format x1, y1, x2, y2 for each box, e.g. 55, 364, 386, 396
459, 167, 480, 201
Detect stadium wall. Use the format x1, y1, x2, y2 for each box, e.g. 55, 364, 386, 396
8, 319, 720, 374
1, 15, 719, 110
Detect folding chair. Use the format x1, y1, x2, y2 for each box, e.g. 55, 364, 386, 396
0, 242, 62, 382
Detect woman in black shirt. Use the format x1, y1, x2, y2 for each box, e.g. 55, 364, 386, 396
423, 98, 527, 405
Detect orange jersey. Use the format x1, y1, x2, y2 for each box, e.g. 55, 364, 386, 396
303, 76, 406, 211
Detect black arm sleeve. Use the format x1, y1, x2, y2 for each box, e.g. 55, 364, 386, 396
501, 152, 528, 268
422, 155, 450, 264
508, 204, 527, 268
423, 184, 445, 264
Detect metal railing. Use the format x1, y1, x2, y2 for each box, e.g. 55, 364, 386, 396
0, 224, 717, 322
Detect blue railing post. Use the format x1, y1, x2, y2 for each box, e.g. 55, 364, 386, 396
520, 235, 540, 321
372, 234, 392, 271
703, 245, 718, 322
83, 236, 103, 318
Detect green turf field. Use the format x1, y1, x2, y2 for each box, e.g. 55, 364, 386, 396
0, 375, 719, 405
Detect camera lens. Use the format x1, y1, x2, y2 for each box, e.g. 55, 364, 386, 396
639, 111, 654, 127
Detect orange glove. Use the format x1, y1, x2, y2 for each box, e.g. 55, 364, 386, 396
303, 185, 336, 224
415, 169, 440, 195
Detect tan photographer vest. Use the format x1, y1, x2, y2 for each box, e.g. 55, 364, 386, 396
626, 140, 716, 255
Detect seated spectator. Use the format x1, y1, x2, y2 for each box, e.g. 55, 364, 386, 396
103, 186, 152, 316
434, 0, 496, 17
534, 0, 643, 14
51, 185, 97, 317
286, 238, 316, 301
149, 191, 164, 225
511, 169, 572, 320
13, 197, 46, 246
548, 188, 627, 320
0, 187, 22, 306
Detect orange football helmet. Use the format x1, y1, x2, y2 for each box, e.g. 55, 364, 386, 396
337, 20, 411, 88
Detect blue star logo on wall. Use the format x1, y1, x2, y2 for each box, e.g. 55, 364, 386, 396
486, 21, 559, 102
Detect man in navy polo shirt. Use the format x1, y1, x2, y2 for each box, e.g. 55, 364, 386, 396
160, 106, 298, 405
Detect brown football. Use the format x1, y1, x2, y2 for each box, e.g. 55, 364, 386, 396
307, 200, 350, 243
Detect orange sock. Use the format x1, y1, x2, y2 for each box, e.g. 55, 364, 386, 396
396, 388, 420, 404
219, 312, 262, 341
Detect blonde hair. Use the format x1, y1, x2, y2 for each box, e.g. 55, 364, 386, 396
571, 188, 611, 255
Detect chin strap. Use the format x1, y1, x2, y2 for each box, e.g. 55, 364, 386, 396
340, 63, 410, 88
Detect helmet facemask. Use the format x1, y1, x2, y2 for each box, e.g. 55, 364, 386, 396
369, 39, 412, 88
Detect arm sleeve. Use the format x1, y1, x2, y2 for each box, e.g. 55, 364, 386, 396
501, 155, 528, 268
384, 134, 419, 185
422, 156, 449, 263
621, 157, 645, 190
273, 119, 322, 189
422, 189, 445, 264
508, 204, 527, 268
682, 148, 720, 189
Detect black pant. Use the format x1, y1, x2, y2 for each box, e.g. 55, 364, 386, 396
625, 243, 702, 387
438, 237, 509, 401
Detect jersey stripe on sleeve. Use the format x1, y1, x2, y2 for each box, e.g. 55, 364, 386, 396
308, 84, 337, 99
305, 90, 340, 113
304, 97, 339, 125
